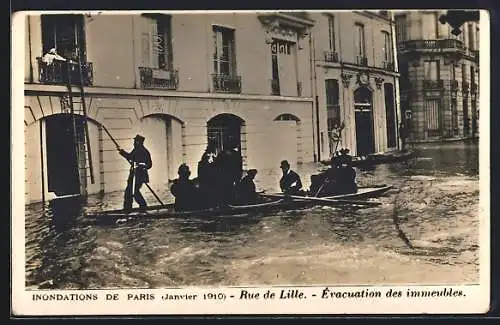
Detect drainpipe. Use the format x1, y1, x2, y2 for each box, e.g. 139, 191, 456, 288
311, 32, 321, 162
390, 12, 401, 150
308, 31, 317, 162
28, 16, 33, 83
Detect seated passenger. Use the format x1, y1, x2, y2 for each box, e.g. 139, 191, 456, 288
234, 169, 259, 205
170, 164, 198, 212
279, 160, 304, 196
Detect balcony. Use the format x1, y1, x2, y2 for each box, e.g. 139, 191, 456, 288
271, 79, 280, 96
37, 57, 93, 86
383, 61, 395, 71
139, 67, 178, 90
423, 79, 444, 89
397, 39, 465, 53
462, 81, 470, 92
212, 74, 242, 93
324, 51, 339, 63
356, 56, 368, 66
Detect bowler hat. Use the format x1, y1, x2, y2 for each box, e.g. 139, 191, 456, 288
134, 134, 145, 143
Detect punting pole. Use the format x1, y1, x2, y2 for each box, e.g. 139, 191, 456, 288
100, 124, 165, 207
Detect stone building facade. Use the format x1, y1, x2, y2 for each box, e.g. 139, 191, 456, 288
22, 11, 400, 204
309, 11, 400, 160
395, 10, 480, 142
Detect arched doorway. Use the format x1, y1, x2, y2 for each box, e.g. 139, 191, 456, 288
272, 113, 302, 169
141, 114, 184, 185
354, 86, 375, 156
207, 113, 245, 154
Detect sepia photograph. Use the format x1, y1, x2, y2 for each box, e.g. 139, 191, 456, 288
12, 9, 489, 315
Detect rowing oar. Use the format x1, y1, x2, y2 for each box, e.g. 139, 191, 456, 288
262, 193, 382, 207
101, 124, 165, 207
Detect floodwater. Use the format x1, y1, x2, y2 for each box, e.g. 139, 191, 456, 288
24, 141, 481, 289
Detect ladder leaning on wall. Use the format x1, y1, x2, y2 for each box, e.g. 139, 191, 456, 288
64, 48, 95, 195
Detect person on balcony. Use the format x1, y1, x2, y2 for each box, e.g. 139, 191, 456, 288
118, 135, 153, 213
42, 48, 67, 65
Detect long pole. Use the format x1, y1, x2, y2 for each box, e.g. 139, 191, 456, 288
100, 124, 165, 207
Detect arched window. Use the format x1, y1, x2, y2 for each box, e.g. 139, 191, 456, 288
274, 113, 300, 122
354, 86, 372, 105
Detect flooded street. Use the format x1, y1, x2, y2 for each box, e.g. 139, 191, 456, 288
25, 142, 480, 289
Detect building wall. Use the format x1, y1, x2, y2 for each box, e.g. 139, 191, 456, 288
310, 11, 399, 158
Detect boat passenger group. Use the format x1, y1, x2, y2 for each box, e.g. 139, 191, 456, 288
118, 135, 358, 213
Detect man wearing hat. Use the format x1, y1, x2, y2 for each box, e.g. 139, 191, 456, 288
234, 169, 259, 205
119, 134, 153, 212
279, 160, 304, 196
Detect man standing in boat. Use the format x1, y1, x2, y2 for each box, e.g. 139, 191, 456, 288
217, 139, 243, 206
119, 134, 152, 213
171, 164, 198, 212
279, 160, 304, 196
197, 140, 219, 208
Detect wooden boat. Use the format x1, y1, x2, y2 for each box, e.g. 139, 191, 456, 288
84, 185, 393, 223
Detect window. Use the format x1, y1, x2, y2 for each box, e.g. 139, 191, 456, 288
468, 23, 474, 49
213, 26, 236, 75
425, 98, 441, 137
422, 13, 437, 39
382, 31, 393, 63
41, 14, 86, 61
154, 15, 173, 69
424, 60, 439, 80
325, 79, 340, 154
354, 23, 366, 59
461, 63, 467, 81
325, 79, 340, 130
327, 15, 336, 51
395, 14, 407, 43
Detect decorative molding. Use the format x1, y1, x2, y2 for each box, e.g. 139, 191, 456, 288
374, 77, 384, 89
356, 72, 370, 87
341, 73, 352, 88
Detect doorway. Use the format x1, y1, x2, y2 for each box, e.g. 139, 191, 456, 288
45, 114, 84, 196
384, 83, 397, 148
207, 113, 244, 154
354, 87, 375, 156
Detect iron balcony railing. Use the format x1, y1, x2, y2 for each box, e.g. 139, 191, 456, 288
37, 57, 93, 86
324, 50, 339, 63
423, 79, 444, 89
271, 79, 280, 96
383, 61, 395, 71
139, 67, 179, 90
356, 56, 368, 66
212, 74, 242, 93
397, 39, 465, 52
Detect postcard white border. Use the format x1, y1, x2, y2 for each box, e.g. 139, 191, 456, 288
11, 9, 491, 316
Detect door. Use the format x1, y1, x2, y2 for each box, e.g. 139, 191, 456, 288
45, 114, 81, 196
355, 107, 375, 157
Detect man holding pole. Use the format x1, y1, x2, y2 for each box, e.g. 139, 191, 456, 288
118, 135, 152, 213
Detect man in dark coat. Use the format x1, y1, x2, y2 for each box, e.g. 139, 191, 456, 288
197, 141, 219, 208
234, 169, 258, 205
119, 134, 152, 212
216, 141, 243, 206
279, 160, 303, 196
170, 164, 198, 212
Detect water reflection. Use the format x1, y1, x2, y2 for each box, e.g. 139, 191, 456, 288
25, 142, 480, 288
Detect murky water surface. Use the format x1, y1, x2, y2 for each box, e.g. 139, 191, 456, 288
25, 142, 481, 289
